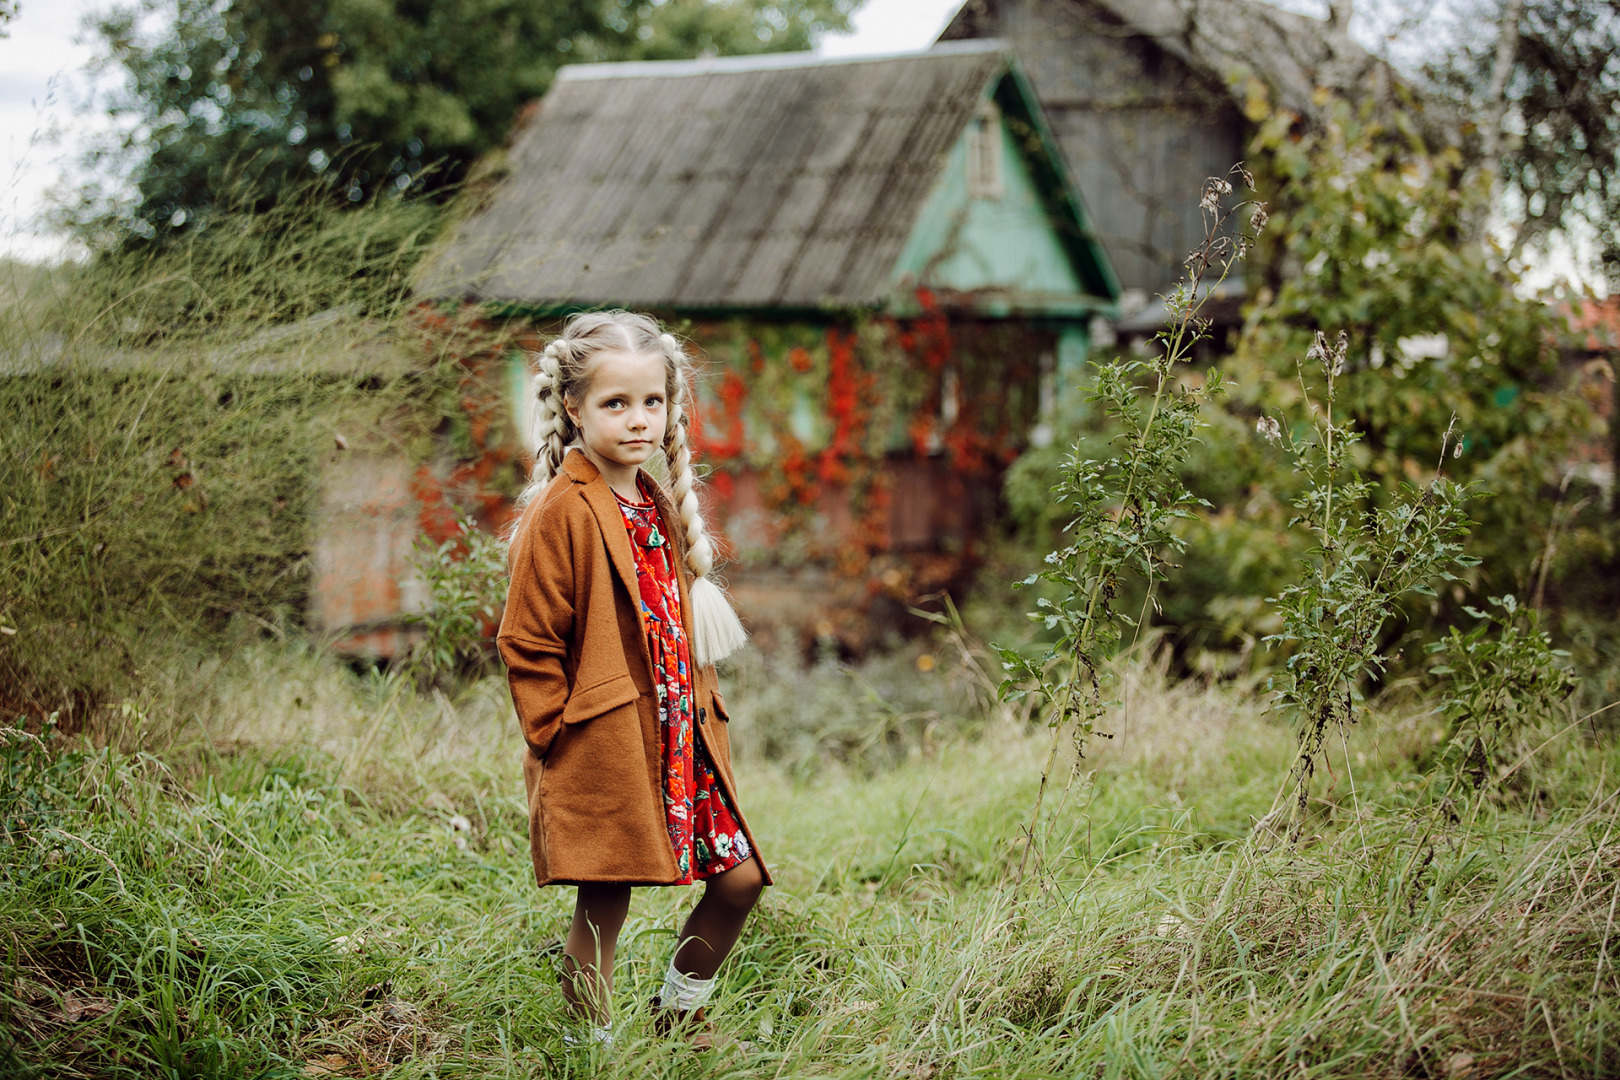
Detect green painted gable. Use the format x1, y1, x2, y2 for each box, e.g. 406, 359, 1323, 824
888, 69, 1118, 319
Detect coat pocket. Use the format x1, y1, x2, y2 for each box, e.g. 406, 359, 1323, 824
562, 672, 640, 726
710, 689, 731, 723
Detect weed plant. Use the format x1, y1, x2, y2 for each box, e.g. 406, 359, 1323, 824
999, 170, 1263, 880
1425, 594, 1578, 797
407, 514, 509, 688
1257, 331, 1478, 841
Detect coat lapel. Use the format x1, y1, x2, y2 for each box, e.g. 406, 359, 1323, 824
563, 451, 643, 606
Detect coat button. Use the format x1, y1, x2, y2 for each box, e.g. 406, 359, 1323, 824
698, 707, 707, 724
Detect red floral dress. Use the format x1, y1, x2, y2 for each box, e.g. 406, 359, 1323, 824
615, 481, 752, 884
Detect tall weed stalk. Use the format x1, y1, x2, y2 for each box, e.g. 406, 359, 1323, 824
1259, 331, 1476, 841
1426, 593, 1575, 796
998, 169, 1265, 882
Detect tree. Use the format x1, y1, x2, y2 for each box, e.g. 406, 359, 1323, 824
1206, 96, 1607, 650
1428, 0, 1620, 286
71, 0, 855, 244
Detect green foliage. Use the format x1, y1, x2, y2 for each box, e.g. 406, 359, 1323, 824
999, 172, 1258, 752
1261, 331, 1479, 840
406, 516, 508, 686
2, 646, 1618, 1077
1243, 101, 1561, 484
1426, 593, 1576, 792
0, 722, 86, 841
1201, 97, 1608, 654
75, 0, 855, 242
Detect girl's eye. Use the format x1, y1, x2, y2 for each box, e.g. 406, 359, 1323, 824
645, 396, 664, 408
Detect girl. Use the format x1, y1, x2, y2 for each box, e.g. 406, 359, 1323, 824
497, 311, 768, 1050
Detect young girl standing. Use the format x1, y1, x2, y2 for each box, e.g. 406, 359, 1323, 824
497, 311, 768, 1050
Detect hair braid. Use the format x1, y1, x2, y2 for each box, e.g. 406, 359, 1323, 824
662, 334, 747, 667
534, 341, 574, 481
518, 339, 576, 508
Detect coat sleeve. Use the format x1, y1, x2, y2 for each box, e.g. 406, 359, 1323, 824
497, 497, 576, 757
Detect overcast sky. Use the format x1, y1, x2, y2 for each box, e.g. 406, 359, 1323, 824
0, 0, 109, 261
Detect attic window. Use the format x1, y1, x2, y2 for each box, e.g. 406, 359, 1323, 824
966, 100, 1002, 200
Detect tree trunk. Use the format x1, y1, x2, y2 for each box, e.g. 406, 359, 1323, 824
1328, 1, 1354, 35
1481, 0, 1524, 166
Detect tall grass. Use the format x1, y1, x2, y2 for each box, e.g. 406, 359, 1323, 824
2, 638, 1614, 1078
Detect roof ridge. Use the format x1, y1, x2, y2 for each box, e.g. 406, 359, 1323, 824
555, 38, 1008, 82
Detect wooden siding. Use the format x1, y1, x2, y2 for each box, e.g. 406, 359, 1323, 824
943, 0, 1249, 296
890, 107, 1090, 308
310, 452, 428, 658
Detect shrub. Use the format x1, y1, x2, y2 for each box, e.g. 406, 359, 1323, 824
0, 193, 457, 727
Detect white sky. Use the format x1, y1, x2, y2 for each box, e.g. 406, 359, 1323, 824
0, 0, 1600, 291
0, 0, 112, 261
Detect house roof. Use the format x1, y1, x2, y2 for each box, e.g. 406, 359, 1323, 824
420, 41, 1115, 313
941, 0, 1451, 143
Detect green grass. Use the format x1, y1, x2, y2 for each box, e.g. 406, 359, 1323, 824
2, 641, 1617, 1079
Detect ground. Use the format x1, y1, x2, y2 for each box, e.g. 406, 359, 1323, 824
1, 641, 1616, 1078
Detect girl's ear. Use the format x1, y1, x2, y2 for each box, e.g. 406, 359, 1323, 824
563, 395, 582, 429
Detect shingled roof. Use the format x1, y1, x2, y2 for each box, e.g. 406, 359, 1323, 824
942, 0, 1451, 144
422, 41, 1112, 313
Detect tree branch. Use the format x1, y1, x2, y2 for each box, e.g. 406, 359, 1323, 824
1328, 0, 1354, 35
1481, 0, 1525, 165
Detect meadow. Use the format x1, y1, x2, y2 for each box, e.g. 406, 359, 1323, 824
2, 160, 1615, 1080
3, 633, 1616, 1079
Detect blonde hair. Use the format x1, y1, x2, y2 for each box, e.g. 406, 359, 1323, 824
518, 310, 747, 667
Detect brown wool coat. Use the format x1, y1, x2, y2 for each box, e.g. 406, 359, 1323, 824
497, 450, 770, 888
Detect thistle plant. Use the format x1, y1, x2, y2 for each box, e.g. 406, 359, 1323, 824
1425, 594, 1574, 794
1259, 332, 1477, 842
998, 168, 1265, 882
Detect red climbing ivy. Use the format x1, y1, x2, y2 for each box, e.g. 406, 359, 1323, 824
412, 296, 1047, 583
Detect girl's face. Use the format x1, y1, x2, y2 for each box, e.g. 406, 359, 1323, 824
565, 348, 669, 493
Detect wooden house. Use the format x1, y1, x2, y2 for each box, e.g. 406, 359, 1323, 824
420, 41, 1120, 650
940, 0, 1397, 305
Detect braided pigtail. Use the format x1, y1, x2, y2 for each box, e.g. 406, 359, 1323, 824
662, 332, 748, 667
515, 339, 578, 512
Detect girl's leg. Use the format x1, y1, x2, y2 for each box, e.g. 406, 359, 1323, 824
671, 856, 765, 980
561, 883, 632, 1025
